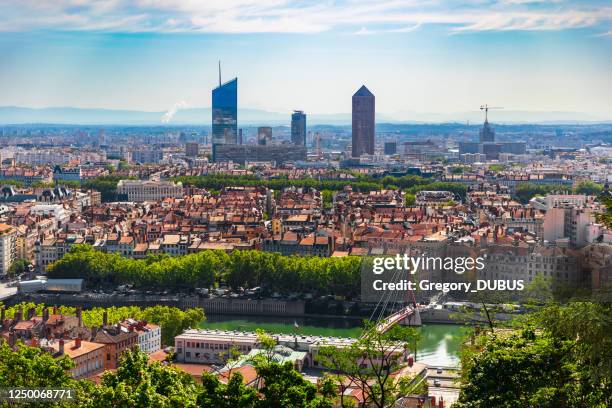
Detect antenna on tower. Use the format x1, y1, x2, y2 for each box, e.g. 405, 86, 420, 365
218, 60, 222, 86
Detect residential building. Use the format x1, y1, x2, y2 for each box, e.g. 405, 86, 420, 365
120, 319, 162, 354
0, 224, 16, 277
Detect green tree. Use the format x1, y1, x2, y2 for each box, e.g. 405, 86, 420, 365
574, 180, 603, 196
318, 324, 421, 408
456, 302, 611, 408
8, 258, 29, 277
0, 342, 90, 408
198, 371, 257, 408
514, 183, 555, 204
87, 348, 199, 408
404, 193, 416, 206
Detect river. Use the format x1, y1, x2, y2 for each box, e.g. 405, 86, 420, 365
200, 315, 464, 367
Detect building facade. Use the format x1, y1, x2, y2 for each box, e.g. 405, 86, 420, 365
291, 111, 307, 146
351, 85, 375, 157
212, 144, 307, 165
0, 224, 16, 277
212, 78, 238, 148
116, 180, 183, 202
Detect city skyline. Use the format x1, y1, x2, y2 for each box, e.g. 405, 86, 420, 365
0, 1, 610, 121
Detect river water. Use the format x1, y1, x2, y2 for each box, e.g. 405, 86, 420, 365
200, 315, 464, 367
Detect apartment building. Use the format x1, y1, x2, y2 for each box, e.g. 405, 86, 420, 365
0, 224, 16, 277
120, 319, 162, 354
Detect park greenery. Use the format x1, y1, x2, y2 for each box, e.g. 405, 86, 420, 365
83, 175, 136, 202
46, 244, 363, 298
171, 174, 468, 199
514, 181, 604, 203
0, 303, 203, 347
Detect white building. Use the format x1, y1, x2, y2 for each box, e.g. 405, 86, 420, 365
116, 180, 183, 202
174, 329, 406, 370
120, 319, 162, 353
14, 150, 72, 166
0, 224, 16, 277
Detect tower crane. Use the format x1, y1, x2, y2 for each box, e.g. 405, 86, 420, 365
480, 104, 503, 122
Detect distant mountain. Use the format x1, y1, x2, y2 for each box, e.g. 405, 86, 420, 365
0, 106, 608, 125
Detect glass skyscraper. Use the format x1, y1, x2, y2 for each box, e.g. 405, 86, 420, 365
291, 110, 307, 146
212, 78, 238, 146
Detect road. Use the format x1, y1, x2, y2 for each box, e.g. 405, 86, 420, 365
0, 282, 17, 301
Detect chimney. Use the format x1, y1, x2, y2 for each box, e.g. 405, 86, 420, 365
14, 308, 23, 322
53, 305, 58, 314
75, 338, 81, 348
59, 339, 65, 355
431, 396, 436, 406
103, 311, 108, 326
8, 331, 16, 348
439, 397, 444, 408
76, 307, 82, 328
27, 308, 35, 320
43, 308, 49, 322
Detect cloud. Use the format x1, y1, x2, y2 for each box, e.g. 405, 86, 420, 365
594, 29, 612, 36
0, 0, 610, 34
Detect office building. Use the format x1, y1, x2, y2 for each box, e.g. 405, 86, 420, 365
212, 78, 238, 147
257, 127, 272, 146
131, 149, 163, 164
185, 142, 199, 157
384, 141, 397, 155
291, 111, 307, 146
213, 144, 307, 166
352, 85, 375, 157
479, 116, 495, 143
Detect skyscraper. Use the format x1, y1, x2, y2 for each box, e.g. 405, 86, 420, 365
479, 120, 495, 143
257, 127, 272, 145
352, 85, 375, 157
212, 77, 238, 147
291, 110, 307, 146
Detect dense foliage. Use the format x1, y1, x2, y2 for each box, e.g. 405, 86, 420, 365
171, 174, 468, 198
1, 302, 204, 346
0, 341, 334, 408
46, 244, 363, 297
456, 302, 611, 408
83, 175, 135, 202
0, 342, 90, 408
88, 348, 200, 407
514, 183, 557, 203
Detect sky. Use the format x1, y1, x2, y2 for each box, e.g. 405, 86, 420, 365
0, 0, 611, 120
